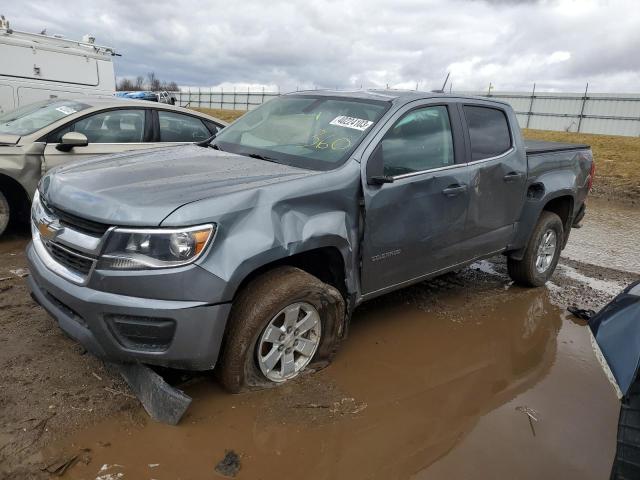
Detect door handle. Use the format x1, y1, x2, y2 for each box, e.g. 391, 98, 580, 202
442, 184, 468, 197
503, 172, 524, 183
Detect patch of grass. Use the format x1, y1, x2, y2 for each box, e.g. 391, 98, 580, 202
522, 129, 640, 202
191, 108, 245, 123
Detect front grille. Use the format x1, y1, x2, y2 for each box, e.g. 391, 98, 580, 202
47, 242, 94, 275
41, 199, 109, 236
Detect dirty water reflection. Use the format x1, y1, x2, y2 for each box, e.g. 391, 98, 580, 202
56, 285, 617, 480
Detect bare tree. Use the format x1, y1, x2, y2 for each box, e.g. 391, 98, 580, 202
116, 77, 134, 91
147, 72, 161, 91
123, 73, 179, 92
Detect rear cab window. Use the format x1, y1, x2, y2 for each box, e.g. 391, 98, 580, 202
463, 105, 512, 161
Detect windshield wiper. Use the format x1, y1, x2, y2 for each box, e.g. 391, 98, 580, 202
241, 152, 280, 163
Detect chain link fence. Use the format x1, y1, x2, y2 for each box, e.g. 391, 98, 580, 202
168, 87, 279, 111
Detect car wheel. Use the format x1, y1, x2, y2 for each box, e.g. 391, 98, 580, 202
508, 211, 563, 287
0, 190, 10, 237
218, 266, 345, 393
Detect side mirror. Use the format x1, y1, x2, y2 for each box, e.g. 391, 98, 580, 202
366, 142, 394, 185
56, 132, 88, 152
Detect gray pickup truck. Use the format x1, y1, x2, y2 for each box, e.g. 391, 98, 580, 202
26, 90, 594, 392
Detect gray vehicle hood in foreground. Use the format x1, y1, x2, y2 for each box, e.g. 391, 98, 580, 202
41, 145, 317, 226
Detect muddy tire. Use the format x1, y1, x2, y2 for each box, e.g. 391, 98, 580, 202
218, 266, 345, 393
0, 190, 10, 237
508, 211, 563, 287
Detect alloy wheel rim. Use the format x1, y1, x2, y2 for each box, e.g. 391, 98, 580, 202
256, 301, 321, 382
535, 229, 557, 273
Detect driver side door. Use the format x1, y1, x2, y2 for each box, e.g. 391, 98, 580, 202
360, 101, 471, 297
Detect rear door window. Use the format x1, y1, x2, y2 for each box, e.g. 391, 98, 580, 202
463, 106, 511, 161
158, 111, 212, 142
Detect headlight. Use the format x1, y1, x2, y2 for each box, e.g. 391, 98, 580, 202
96, 224, 215, 270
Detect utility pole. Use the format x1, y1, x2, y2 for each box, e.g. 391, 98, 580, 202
526, 83, 536, 129
577, 82, 589, 133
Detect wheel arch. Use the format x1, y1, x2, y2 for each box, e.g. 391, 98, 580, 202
542, 195, 574, 247
0, 172, 32, 228
231, 246, 349, 303
509, 191, 575, 261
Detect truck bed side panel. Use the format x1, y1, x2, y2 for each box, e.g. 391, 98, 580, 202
509, 148, 592, 257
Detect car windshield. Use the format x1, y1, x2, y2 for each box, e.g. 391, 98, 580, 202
0, 99, 91, 136
212, 95, 390, 170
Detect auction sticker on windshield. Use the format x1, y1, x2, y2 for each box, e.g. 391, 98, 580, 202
329, 116, 374, 131
55, 106, 77, 115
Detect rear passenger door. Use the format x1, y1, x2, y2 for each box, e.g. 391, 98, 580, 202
154, 110, 220, 145
43, 108, 153, 171
461, 103, 527, 257
361, 101, 470, 295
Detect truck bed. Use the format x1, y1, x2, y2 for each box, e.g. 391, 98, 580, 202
524, 139, 590, 155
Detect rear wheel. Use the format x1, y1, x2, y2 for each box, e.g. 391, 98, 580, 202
0, 190, 10, 237
508, 211, 563, 287
218, 266, 345, 393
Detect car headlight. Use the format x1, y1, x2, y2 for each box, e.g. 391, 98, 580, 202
96, 224, 216, 270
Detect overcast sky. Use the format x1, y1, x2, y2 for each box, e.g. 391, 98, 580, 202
6, 0, 640, 93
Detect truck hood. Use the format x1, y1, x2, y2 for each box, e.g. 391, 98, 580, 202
42, 144, 317, 226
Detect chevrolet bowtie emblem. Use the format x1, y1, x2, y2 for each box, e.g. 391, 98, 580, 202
37, 219, 63, 241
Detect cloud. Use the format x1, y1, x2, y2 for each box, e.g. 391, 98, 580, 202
5, 0, 639, 93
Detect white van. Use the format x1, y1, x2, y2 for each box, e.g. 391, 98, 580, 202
0, 16, 116, 114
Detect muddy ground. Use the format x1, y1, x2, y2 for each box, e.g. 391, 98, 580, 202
1, 199, 639, 479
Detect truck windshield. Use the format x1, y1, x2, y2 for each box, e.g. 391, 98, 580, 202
0, 99, 91, 136
212, 95, 390, 171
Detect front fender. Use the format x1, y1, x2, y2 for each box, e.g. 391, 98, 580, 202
163, 161, 362, 304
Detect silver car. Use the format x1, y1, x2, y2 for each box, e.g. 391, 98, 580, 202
0, 97, 226, 236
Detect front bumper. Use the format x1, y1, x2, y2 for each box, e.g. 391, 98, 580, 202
27, 241, 231, 370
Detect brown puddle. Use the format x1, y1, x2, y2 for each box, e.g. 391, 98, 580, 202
50, 281, 619, 480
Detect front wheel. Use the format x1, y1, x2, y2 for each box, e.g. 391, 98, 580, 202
218, 266, 345, 393
508, 211, 563, 287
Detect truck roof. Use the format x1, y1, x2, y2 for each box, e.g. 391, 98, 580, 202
286, 88, 511, 107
